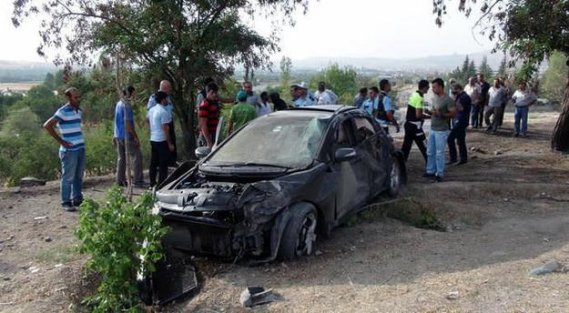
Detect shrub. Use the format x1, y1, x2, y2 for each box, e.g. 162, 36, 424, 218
75, 186, 168, 312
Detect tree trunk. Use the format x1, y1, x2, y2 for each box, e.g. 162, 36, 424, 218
551, 68, 569, 152
172, 89, 197, 160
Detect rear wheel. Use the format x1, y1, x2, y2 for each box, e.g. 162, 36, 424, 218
278, 204, 317, 261
388, 156, 402, 197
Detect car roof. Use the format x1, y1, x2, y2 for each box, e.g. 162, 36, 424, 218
291, 105, 356, 114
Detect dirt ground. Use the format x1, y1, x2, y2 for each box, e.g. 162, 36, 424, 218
1, 110, 569, 313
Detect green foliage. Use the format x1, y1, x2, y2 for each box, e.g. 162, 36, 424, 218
75, 187, 169, 312
435, 0, 569, 73
12, 0, 308, 157
1, 106, 42, 136
309, 64, 358, 104
83, 122, 116, 176
541, 51, 567, 102
17, 84, 61, 122
449, 55, 477, 84
478, 56, 494, 80
279, 56, 293, 102
497, 55, 508, 78
0, 133, 59, 186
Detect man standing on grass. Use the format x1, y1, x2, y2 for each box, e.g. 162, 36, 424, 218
113, 85, 145, 188
424, 78, 456, 182
147, 91, 175, 187
43, 87, 85, 212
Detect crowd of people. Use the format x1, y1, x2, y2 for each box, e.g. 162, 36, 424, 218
42, 75, 537, 211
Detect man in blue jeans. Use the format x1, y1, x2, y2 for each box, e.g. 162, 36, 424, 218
511, 81, 537, 137
424, 78, 456, 182
43, 87, 85, 212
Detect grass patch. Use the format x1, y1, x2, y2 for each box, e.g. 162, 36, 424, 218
35, 245, 78, 264
344, 197, 446, 232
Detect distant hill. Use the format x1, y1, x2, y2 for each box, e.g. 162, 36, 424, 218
0, 60, 57, 83
291, 51, 505, 72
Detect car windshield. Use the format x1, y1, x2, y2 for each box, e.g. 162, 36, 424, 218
206, 112, 331, 169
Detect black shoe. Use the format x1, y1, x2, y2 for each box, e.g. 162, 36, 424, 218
72, 198, 83, 207
446, 160, 457, 165
513, 133, 519, 137
423, 173, 435, 178
434, 175, 443, 183
62, 202, 76, 212
456, 160, 467, 165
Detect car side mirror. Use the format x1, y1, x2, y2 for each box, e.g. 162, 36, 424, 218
195, 147, 211, 159
334, 147, 357, 162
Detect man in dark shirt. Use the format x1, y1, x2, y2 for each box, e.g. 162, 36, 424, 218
477, 73, 491, 127
447, 83, 471, 165
198, 82, 220, 149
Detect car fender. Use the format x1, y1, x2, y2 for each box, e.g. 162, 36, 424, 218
248, 202, 316, 265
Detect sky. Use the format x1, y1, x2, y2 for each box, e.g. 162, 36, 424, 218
0, 0, 494, 63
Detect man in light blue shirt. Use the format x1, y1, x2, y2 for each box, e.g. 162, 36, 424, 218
113, 85, 145, 187
291, 82, 316, 107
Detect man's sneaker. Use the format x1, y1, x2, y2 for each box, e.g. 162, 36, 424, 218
62, 203, 76, 212
456, 160, 467, 165
513, 132, 520, 137
423, 173, 435, 178
434, 175, 444, 183
72, 198, 83, 207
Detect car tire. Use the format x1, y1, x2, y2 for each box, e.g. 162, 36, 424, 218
388, 156, 403, 197
278, 204, 318, 261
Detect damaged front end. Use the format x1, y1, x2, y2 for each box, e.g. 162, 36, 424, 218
156, 170, 295, 263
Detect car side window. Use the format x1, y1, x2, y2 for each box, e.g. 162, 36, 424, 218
335, 119, 354, 147
353, 117, 376, 145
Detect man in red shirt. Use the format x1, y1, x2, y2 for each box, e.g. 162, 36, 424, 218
198, 82, 220, 149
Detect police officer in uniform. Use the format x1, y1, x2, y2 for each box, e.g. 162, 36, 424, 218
401, 79, 430, 163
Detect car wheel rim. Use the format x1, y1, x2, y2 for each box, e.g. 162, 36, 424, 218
390, 160, 400, 191
296, 212, 317, 256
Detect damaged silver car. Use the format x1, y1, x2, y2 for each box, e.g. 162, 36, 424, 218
155, 105, 406, 263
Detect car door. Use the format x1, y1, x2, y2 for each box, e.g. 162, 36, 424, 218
330, 116, 371, 221
351, 116, 388, 199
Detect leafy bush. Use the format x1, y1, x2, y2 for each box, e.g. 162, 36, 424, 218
75, 186, 168, 312
83, 122, 117, 176
0, 133, 59, 186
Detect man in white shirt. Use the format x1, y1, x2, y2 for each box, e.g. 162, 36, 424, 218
147, 91, 175, 187
313, 81, 338, 105
511, 81, 537, 137
464, 77, 482, 128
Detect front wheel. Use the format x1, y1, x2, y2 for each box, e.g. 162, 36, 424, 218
278, 204, 318, 261
388, 156, 403, 197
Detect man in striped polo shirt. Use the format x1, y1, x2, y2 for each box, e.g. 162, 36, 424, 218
43, 87, 85, 212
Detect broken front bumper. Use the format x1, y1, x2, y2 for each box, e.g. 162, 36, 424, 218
159, 209, 266, 259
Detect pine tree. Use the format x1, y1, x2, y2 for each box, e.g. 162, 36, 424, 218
497, 55, 508, 78
467, 60, 477, 82
478, 56, 494, 81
